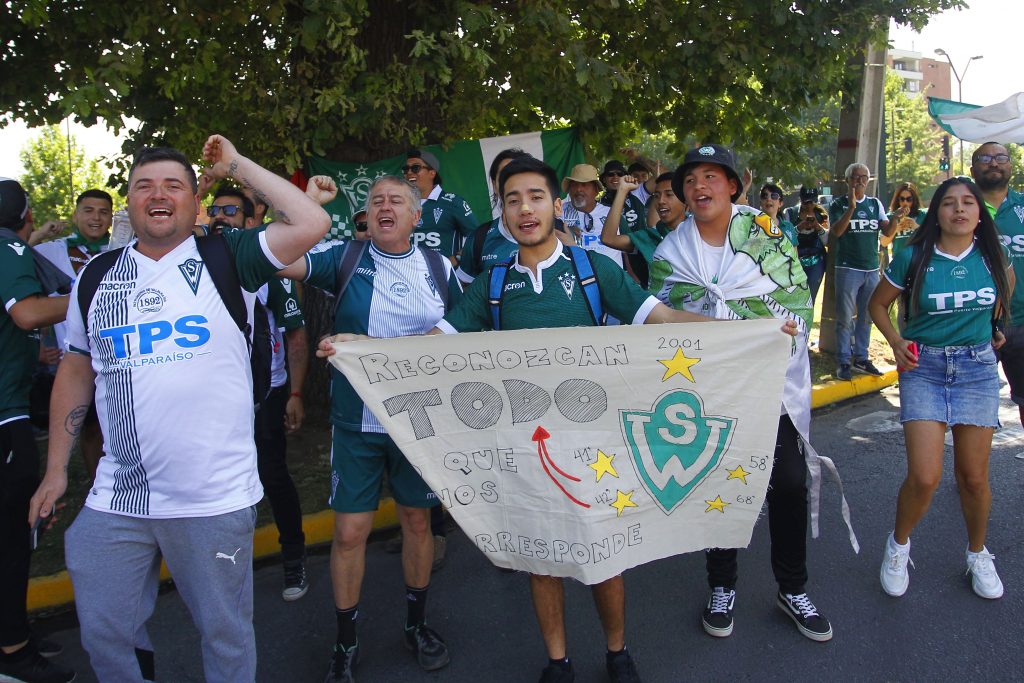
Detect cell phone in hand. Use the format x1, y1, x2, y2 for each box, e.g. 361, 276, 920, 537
897, 341, 919, 373
30, 516, 46, 551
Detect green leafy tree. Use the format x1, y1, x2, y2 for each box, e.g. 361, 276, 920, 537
1, 0, 961, 176
883, 71, 943, 198
18, 124, 109, 223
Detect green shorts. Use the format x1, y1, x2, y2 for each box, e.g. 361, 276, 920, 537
329, 428, 439, 513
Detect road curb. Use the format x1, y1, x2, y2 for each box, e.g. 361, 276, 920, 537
29, 372, 896, 614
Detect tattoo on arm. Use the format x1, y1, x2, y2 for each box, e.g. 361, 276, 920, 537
64, 405, 89, 437
236, 174, 290, 223
228, 160, 239, 176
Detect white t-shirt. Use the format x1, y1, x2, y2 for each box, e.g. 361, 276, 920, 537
65, 230, 284, 518
561, 201, 623, 267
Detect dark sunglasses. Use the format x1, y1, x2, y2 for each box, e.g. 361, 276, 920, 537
897, 195, 913, 202
208, 205, 245, 217
355, 221, 368, 232
604, 171, 625, 178
976, 153, 1010, 164
760, 191, 782, 201
401, 164, 429, 174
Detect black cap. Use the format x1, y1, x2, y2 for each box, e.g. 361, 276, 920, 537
672, 144, 742, 203
799, 185, 818, 202
600, 160, 627, 178
0, 177, 30, 229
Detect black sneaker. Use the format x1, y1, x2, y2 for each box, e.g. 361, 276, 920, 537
31, 636, 62, 658
606, 649, 641, 683
403, 624, 450, 671
324, 642, 358, 683
0, 645, 75, 683
852, 358, 883, 376
835, 364, 852, 381
282, 558, 309, 601
777, 592, 833, 642
539, 661, 575, 683
701, 587, 735, 638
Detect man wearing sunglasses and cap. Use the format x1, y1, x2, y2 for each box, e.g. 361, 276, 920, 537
403, 149, 478, 263
971, 142, 1024, 430
650, 143, 845, 646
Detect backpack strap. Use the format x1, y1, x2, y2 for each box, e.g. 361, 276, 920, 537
418, 246, 451, 313
567, 245, 605, 325
488, 259, 513, 331
195, 234, 249, 344
334, 240, 370, 301
76, 247, 126, 336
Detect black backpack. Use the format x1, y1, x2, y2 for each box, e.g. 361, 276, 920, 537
332, 240, 450, 310
76, 234, 274, 409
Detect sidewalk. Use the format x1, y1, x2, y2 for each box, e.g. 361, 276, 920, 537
26, 369, 898, 613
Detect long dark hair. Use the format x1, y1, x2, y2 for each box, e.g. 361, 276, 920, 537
903, 176, 1011, 322
888, 181, 922, 216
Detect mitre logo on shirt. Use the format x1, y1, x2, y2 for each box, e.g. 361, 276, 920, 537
178, 258, 204, 295
7, 242, 25, 256
558, 272, 576, 299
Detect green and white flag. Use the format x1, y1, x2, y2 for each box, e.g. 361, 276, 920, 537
308, 128, 585, 241
929, 93, 1024, 144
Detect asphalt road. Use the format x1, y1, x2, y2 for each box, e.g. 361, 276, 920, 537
32, 384, 1024, 682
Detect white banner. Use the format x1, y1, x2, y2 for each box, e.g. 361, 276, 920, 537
329, 320, 790, 585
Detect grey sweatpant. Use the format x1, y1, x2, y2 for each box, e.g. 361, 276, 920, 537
65, 506, 257, 683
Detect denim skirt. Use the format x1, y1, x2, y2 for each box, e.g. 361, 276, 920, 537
898, 342, 1001, 427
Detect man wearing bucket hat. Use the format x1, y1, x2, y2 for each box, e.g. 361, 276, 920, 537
650, 143, 847, 645
403, 148, 478, 262
560, 163, 624, 269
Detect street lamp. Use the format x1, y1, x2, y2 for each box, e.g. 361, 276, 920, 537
934, 48, 984, 171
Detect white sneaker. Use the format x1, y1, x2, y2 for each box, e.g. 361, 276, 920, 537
880, 533, 913, 597
966, 547, 1004, 599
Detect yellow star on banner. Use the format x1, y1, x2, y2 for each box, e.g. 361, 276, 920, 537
726, 465, 750, 484
705, 495, 729, 513
610, 490, 638, 517
658, 347, 701, 382
589, 450, 619, 482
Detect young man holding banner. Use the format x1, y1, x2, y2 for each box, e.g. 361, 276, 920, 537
320, 156, 797, 683
648, 144, 840, 644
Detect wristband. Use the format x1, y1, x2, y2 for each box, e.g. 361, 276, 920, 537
290, 391, 302, 398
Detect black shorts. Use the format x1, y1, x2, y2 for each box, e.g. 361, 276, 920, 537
997, 323, 1024, 405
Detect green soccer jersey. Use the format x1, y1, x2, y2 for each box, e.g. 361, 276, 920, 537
266, 277, 304, 332
0, 234, 44, 422
455, 217, 519, 283
439, 243, 656, 333
414, 185, 478, 258
889, 208, 927, 255
600, 192, 649, 234
885, 242, 1009, 347
628, 222, 672, 265
990, 188, 1024, 325
829, 195, 889, 270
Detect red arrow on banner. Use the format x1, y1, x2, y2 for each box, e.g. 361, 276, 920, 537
532, 426, 590, 508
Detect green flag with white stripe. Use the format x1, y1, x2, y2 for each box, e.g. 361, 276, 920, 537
308, 127, 585, 241
929, 93, 1024, 144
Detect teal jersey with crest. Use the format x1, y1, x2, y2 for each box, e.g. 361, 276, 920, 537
304, 240, 462, 431
990, 188, 1024, 325
889, 208, 927, 255
829, 195, 888, 270
455, 217, 519, 283
440, 244, 655, 332
884, 242, 1009, 347
0, 234, 44, 422
628, 222, 672, 265
600, 191, 648, 234
414, 186, 478, 258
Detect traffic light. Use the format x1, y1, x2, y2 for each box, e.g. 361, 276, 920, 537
904, 138, 913, 153
939, 134, 951, 171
